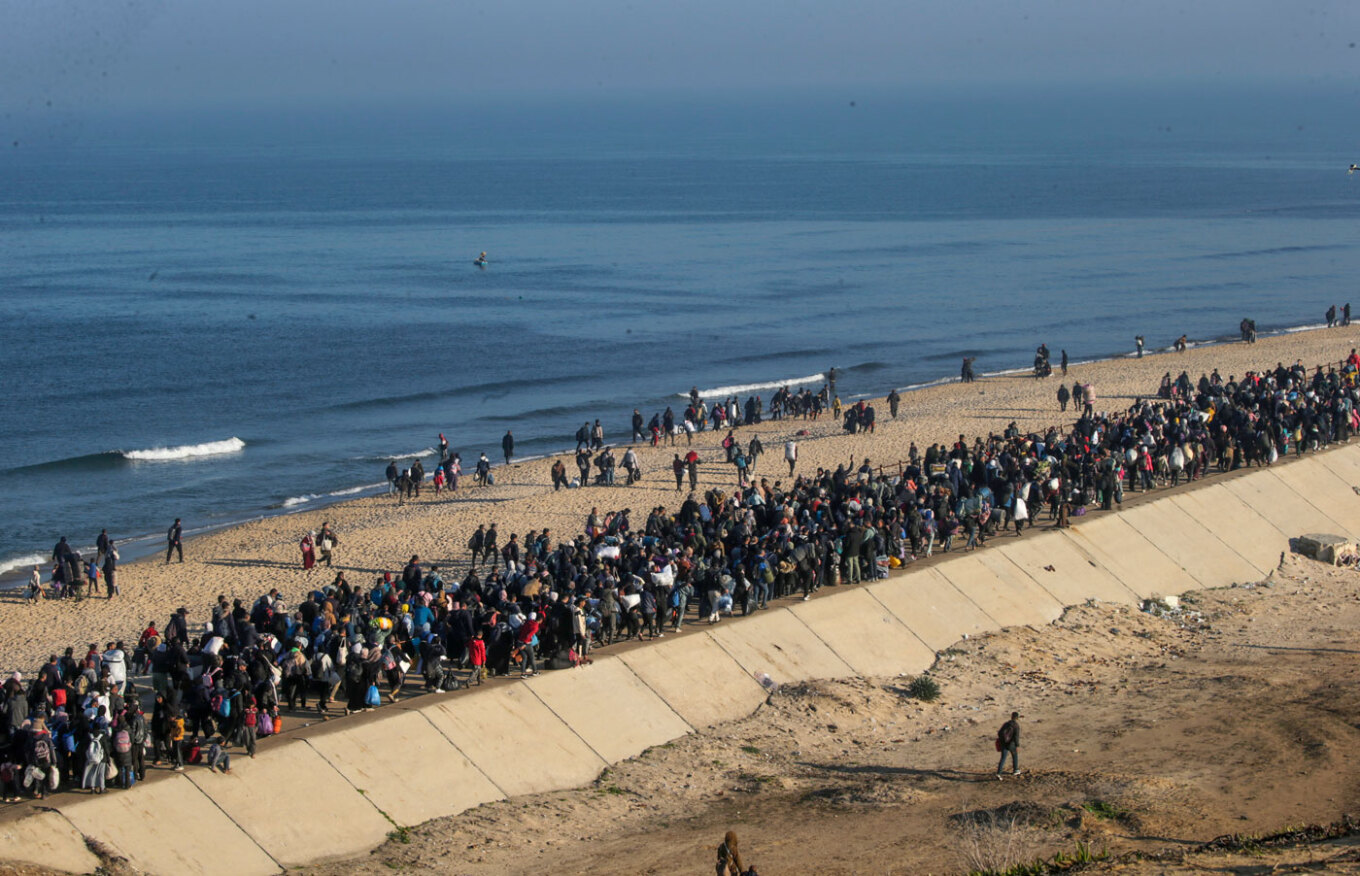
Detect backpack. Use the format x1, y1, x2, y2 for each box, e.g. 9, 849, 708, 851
212, 692, 232, 718
33, 737, 54, 765
997, 722, 1015, 749
113, 729, 132, 755
86, 738, 104, 764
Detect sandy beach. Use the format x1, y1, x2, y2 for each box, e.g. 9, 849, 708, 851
5, 323, 1360, 681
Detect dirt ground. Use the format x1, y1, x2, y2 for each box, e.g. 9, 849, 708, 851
294, 552, 1360, 876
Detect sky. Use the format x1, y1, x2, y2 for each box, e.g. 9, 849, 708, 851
2, 0, 1358, 117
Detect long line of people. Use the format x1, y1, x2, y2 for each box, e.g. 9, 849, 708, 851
4, 350, 1358, 804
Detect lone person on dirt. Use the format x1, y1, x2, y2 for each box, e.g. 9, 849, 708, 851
996, 711, 1021, 778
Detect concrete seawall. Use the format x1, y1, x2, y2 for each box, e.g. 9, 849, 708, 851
7, 444, 1360, 874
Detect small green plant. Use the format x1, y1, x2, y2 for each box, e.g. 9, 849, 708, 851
740, 745, 761, 754
1081, 800, 1129, 822
601, 784, 626, 795
908, 675, 941, 702
387, 826, 412, 845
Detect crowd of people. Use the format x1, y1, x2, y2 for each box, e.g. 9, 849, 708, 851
5, 345, 1360, 806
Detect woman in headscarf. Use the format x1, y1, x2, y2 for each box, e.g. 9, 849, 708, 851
300, 532, 316, 571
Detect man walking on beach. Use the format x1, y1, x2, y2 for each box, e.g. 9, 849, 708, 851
887, 389, 900, 419
502, 431, 514, 466
166, 518, 183, 564
784, 439, 797, 476
996, 711, 1021, 778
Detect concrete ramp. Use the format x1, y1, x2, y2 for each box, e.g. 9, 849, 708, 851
935, 553, 1063, 628
418, 685, 606, 797
59, 774, 278, 876
790, 587, 935, 677
620, 632, 769, 729
1170, 485, 1288, 576
994, 530, 1138, 605
1121, 500, 1260, 589
186, 737, 389, 868
708, 607, 854, 684
868, 567, 999, 652
1271, 458, 1360, 540
525, 659, 692, 764
1061, 514, 1200, 599
1316, 443, 1360, 485
0, 810, 101, 873
1223, 469, 1359, 544
302, 708, 501, 827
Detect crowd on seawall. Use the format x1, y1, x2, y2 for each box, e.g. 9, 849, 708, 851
4, 343, 1360, 807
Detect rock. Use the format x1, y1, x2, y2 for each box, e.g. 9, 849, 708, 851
1291, 533, 1359, 566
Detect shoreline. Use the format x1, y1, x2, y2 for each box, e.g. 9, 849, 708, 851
2, 321, 1360, 679
0, 316, 1333, 585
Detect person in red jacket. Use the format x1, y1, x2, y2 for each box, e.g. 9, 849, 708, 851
517, 613, 540, 678
468, 630, 487, 686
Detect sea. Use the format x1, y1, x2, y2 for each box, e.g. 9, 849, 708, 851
4, 84, 1360, 576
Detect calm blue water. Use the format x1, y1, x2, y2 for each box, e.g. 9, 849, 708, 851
3, 86, 1360, 571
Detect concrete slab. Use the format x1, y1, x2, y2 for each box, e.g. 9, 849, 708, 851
59, 774, 278, 876
0, 810, 101, 874
619, 632, 769, 729
525, 658, 693, 764
1061, 513, 1201, 599
1315, 443, 1360, 486
303, 708, 502, 827
1223, 469, 1360, 544
1170, 485, 1289, 576
186, 737, 389, 868
1271, 458, 1360, 540
418, 684, 607, 797
790, 587, 936, 677
708, 606, 855, 684
994, 529, 1139, 605
868, 567, 1000, 652
1120, 500, 1261, 589
934, 553, 1063, 628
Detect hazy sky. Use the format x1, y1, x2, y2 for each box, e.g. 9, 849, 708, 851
3, 0, 1358, 114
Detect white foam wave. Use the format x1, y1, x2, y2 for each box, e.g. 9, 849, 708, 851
365, 447, 436, 461
123, 437, 246, 461
281, 482, 388, 509
684, 374, 825, 400
0, 553, 48, 577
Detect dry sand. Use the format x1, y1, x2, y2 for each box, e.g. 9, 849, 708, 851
298, 552, 1360, 875
4, 324, 1360, 680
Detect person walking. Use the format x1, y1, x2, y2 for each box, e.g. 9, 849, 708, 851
502, 430, 514, 466
784, 439, 797, 476
1135, 335, 1145, 358
996, 711, 1021, 778
318, 522, 338, 566
166, 518, 183, 564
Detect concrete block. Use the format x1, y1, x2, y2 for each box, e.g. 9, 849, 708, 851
994, 529, 1138, 605
867, 567, 1000, 651
525, 658, 692, 764
708, 607, 854, 684
619, 632, 769, 729
418, 684, 607, 797
0, 810, 101, 874
59, 773, 278, 876
790, 587, 936, 677
1291, 532, 1359, 565
934, 553, 1063, 628
1223, 469, 1357, 544
1170, 485, 1289, 576
186, 737, 389, 868
1271, 458, 1360, 540
302, 708, 502, 827
1120, 500, 1261, 589
1061, 514, 1200, 599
